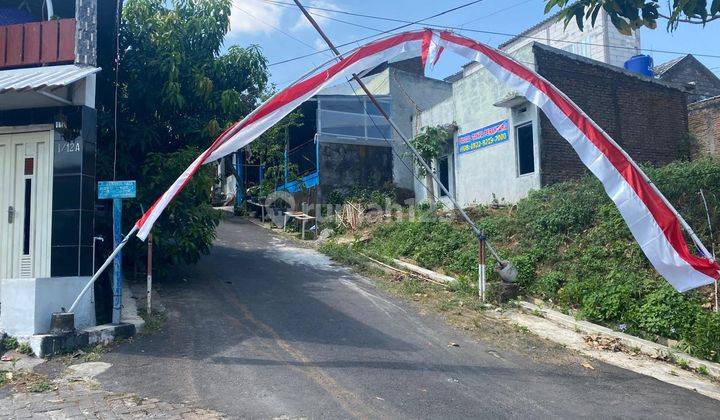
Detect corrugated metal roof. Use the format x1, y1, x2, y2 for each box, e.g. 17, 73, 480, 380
0, 64, 101, 94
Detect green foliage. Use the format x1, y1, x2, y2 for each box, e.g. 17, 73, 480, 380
410, 125, 454, 176
543, 0, 719, 33
96, 0, 268, 274
327, 185, 397, 206
684, 310, 720, 361
332, 157, 720, 362
17, 343, 33, 356
126, 147, 223, 276
1, 336, 18, 351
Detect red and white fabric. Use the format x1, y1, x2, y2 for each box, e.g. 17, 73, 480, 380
134, 29, 719, 292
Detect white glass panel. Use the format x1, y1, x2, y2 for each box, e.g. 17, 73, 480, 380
320, 110, 365, 137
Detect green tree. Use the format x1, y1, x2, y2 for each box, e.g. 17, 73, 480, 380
543, 0, 719, 33
97, 0, 270, 274
410, 125, 455, 204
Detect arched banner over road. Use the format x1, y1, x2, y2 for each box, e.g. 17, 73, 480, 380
133, 29, 719, 292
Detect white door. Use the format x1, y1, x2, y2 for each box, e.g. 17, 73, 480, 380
0, 130, 53, 279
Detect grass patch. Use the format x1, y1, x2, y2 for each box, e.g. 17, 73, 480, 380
138, 308, 167, 334
0, 371, 55, 393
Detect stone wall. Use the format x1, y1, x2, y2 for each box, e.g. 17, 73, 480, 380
688, 96, 720, 155
318, 142, 393, 202
534, 44, 687, 186
75, 0, 98, 66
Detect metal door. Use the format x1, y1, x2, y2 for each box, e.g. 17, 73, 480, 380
0, 130, 53, 279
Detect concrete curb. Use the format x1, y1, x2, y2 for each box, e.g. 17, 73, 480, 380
121, 281, 145, 334
29, 323, 136, 358
517, 301, 720, 380
28, 279, 146, 358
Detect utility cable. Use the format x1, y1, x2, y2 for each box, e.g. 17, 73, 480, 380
261, 0, 720, 66
266, 0, 487, 66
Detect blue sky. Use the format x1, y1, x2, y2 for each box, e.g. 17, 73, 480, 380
225, 0, 720, 88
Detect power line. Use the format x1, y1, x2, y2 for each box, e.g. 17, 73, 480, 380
234, 3, 322, 53
261, 0, 720, 67
266, 0, 487, 67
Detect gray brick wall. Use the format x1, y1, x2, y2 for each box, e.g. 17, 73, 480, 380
534, 44, 687, 186
688, 96, 720, 155
75, 0, 97, 66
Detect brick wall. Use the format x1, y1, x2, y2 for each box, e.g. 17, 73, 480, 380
688, 96, 720, 155
534, 44, 688, 186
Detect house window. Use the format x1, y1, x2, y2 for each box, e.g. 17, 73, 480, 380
516, 122, 534, 175
438, 155, 450, 197
318, 97, 392, 140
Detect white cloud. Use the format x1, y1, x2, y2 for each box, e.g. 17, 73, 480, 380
229, 1, 284, 35
290, 0, 340, 32
313, 37, 328, 50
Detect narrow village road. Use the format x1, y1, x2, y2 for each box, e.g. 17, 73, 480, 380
93, 217, 719, 418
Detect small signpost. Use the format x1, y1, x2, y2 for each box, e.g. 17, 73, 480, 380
98, 180, 136, 324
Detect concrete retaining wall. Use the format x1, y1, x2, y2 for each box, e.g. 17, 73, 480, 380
0, 277, 95, 338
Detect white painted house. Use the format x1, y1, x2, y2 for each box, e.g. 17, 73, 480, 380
413, 15, 687, 208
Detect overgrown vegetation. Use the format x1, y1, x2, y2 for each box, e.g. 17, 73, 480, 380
323, 157, 720, 362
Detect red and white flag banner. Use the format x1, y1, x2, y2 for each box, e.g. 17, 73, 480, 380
134, 29, 719, 292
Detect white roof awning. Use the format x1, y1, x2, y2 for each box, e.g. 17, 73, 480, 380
0, 64, 100, 94
0, 64, 100, 111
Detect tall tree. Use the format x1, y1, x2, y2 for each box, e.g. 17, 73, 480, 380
96, 0, 270, 274
543, 0, 719, 33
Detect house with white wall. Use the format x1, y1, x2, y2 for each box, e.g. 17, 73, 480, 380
414, 42, 690, 208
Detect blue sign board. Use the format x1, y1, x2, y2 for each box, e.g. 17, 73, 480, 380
457, 120, 509, 155
98, 181, 136, 200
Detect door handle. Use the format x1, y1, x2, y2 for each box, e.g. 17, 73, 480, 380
8, 206, 14, 224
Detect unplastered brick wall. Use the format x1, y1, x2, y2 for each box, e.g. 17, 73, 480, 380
688, 96, 720, 155
75, 0, 97, 66
534, 44, 687, 186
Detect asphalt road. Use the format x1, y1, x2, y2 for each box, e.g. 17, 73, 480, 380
94, 217, 720, 418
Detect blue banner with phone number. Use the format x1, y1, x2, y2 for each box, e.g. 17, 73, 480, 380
457, 119, 509, 154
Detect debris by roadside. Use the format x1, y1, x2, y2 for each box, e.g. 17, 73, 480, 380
584, 334, 623, 352
497, 307, 720, 401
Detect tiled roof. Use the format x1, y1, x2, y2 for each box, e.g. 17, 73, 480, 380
652, 55, 688, 76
